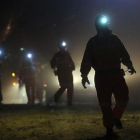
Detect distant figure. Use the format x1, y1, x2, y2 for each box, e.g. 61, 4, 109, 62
19, 56, 39, 104
80, 15, 136, 138
50, 41, 75, 106
0, 61, 3, 104
36, 65, 47, 104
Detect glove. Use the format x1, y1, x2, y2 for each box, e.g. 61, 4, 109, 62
128, 66, 136, 75
81, 76, 90, 89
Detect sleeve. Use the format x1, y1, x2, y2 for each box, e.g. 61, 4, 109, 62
50, 53, 57, 69
80, 39, 92, 77
67, 52, 75, 70
115, 36, 133, 69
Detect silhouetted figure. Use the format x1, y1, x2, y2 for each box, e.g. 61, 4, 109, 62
36, 65, 47, 104
19, 57, 39, 104
50, 41, 75, 106
0, 61, 3, 104
80, 15, 136, 138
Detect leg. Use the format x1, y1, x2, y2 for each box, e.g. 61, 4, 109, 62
113, 73, 129, 119
54, 71, 67, 102
95, 73, 114, 129
0, 78, 3, 103
31, 78, 37, 104
24, 80, 32, 103
54, 86, 66, 102
67, 85, 73, 105
66, 71, 74, 105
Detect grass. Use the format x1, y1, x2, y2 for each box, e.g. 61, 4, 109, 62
0, 104, 140, 140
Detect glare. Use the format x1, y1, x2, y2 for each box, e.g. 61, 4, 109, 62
89, 84, 93, 87
101, 18, 107, 23
20, 48, 24, 51
0, 50, 2, 55
12, 73, 15, 77
62, 41, 66, 47
13, 82, 17, 86
27, 53, 32, 58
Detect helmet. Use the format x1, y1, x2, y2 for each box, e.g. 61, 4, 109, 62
95, 15, 109, 32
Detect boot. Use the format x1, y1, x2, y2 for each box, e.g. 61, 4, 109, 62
105, 128, 114, 139
114, 118, 123, 129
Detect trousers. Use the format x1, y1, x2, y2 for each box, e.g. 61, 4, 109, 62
24, 78, 37, 103
54, 70, 74, 104
95, 71, 129, 129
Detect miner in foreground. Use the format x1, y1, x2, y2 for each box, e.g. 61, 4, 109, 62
80, 15, 136, 138
50, 41, 75, 106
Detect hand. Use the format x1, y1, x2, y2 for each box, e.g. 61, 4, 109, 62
82, 77, 90, 89
128, 66, 136, 75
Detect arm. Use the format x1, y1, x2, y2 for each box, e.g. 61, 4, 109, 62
80, 39, 92, 77
80, 39, 93, 88
50, 53, 57, 69
116, 36, 136, 74
67, 52, 75, 70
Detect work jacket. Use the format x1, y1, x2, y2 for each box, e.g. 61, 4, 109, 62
80, 32, 133, 76
51, 51, 75, 72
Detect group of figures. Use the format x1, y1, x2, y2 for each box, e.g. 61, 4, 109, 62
1, 15, 137, 138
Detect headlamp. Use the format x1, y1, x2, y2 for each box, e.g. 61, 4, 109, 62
62, 41, 66, 47
27, 53, 32, 58
101, 17, 107, 24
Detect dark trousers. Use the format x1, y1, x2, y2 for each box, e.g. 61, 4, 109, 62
54, 70, 74, 104
0, 79, 2, 102
95, 72, 129, 129
24, 78, 37, 103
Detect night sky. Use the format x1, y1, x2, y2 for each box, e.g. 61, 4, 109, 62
0, 0, 140, 94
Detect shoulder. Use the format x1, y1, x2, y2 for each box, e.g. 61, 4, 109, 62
110, 34, 119, 40
64, 51, 71, 56
86, 36, 98, 47
88, 35, 97, 42
54, 52, 60, 56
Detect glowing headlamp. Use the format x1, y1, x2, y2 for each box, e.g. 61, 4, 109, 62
20, 48, 24, 51
27, 53, 32, 58
62, 41, 66, 47
101, 17, 107, 24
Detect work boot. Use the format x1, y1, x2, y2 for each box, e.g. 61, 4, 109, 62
114, 118, 123, 129
105, 128, 114, 139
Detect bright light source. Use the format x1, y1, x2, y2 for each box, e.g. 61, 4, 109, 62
27, 53, 32, 58
0, 50, 2, 55
13, 82, 17, 86
89, 84, 93, 87
20, 48, 24, 51
101, 17, 107, 24
62, 41, 66, 47
12, 73, 15, 77
44, 84, 47, 87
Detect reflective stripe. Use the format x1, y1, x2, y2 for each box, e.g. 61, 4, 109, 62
99, 103, 112, 106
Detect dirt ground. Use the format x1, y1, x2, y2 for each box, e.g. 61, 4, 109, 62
0, 104, 140, 140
